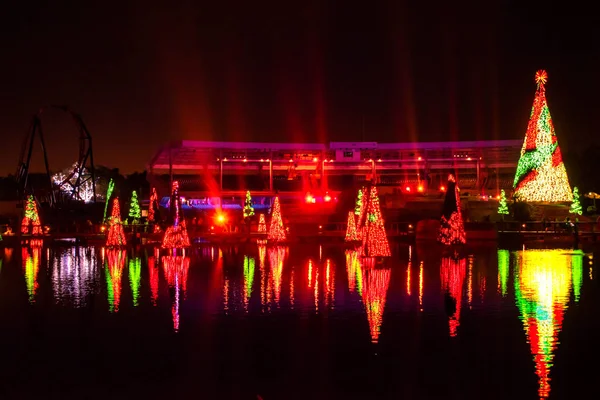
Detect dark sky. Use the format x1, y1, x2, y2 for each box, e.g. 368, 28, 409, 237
1, 1, 598, 175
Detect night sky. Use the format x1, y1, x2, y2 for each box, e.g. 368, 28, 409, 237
1, 1, 598, 175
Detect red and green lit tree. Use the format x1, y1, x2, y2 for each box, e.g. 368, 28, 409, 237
106, 197, 127, 247
345, 211, 360, 242
570, 187, 582, 215
128, 190, 141, 223
362, 186, 391, 257
243, 190, 255, 219
162, 181, 190, 248
268, 196, 286, 243
513, 70, 572, 202
438, 174, 466, 245
498, 189, 509, 217
258, 213, 267, 233
21, 195, 43, 235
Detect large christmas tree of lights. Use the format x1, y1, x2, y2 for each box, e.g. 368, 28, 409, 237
513, 70, 573, 202
21, 195, 43, 235
162, 181, 191, 249
268, 196, 286, 243
362, 186, 391, 257
106, 198, 127, 247
438, 174, 466, 245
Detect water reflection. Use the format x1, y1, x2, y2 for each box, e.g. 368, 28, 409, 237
161, 254, 190, 332
440, 256, 467, 337
22, 244, 42, 303
148, 252, 159, 305
243, 255, 255, 310
105, 249, 126, 313
362, 257, 391, 343
260, 246, 286, 312
513, 249, 584, 399
498, 249, 509, 297
345, 249, 363, 295
129, 257, 141, 307
51, 247, 100, 308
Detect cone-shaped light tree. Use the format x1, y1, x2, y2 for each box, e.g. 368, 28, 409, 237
570, 187, 582, 215
21, 195, 43, 235
498, 189, 509, 216
106, 197, 127, 247
513, 70, 573, 202
162, 181, 190, 248
362, 186, 391, 257
268, 196, 286, 243
345, 211, 360, 242
438, 174, 466, 245
258, 214, 267, 233
129, 190, 141, 223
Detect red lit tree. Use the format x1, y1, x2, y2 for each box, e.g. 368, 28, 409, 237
148, 187, 158, 222
362, 186, 391, 257
268, 196, 286, 243
513, 70, 572, 202
258, 213, 267, 233
106, 197, 127, 247
21, 195, 43, 235
345, 211, 360, 242
162, 181, 190, 248
438, 174, 466, 245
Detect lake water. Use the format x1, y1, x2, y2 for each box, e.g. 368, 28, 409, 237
0, 242, 598, 399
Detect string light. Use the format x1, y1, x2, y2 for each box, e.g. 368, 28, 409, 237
345, 211, 360, 242
148, 187, 158, 223
513, 70, 573, 202
362, 186, 391, 257
438, 175, 466, 245
162, 181, 191, 249
268, 196, 286, 243
103, 178, 115, 223
106, 198, 127, 247
354, 187, 367, 241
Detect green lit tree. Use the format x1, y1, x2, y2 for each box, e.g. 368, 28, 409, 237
243, 191, 255, 219
354, 188, 363, 215
129, 190, 141, 223
498, 189, 509, 219
570, 187, 582, 215
103, 178, 115, 223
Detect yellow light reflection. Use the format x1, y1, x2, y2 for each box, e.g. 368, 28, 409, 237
22, 246, 42, 303
514, 249, 584, 399
418, 261, 423, 311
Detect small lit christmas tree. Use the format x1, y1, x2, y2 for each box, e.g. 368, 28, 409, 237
513, 70, 572, 202
162, 181, 190, 249
268, 196, 286, 243
438, 174, 466, 245
362, 186, 391, 257
106, 197, 127, 247
258, 214, 267, 233
345, 211, 360, 242
128, 190, 141, 223
243, 191, 255, 219
21, 195, 43, 236
570, 187, 582, 215
498, 189, 509, 217
102, 178, 115, 223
